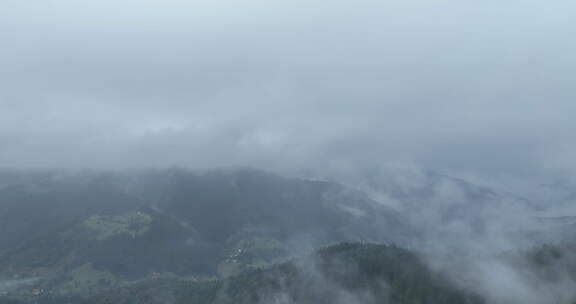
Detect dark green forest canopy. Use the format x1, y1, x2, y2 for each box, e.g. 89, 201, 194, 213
29, 243, 483, 304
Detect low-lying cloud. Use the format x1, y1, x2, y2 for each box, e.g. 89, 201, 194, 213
1, 0, 575, 186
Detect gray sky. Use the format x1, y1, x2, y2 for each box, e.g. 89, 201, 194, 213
1, 0, 575, 181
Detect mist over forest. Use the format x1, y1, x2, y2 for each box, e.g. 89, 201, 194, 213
1, 0, 575, 303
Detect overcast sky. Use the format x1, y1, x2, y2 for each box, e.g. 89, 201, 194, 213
1, 0, 575, 182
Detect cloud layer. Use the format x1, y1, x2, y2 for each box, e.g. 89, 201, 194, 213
1, 0, 575, 183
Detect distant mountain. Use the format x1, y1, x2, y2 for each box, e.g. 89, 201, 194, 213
317, 168, 554, 252
2, 168, 576, 303
0, 168, 408, 298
